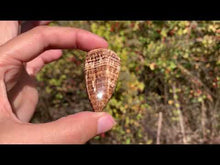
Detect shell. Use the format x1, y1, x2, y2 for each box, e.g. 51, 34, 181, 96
84, 48, 121, 112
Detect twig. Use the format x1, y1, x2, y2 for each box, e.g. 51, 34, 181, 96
201, 100, 207, 140
211, 97, 220, 137
172, 84, 187, 144
156, 112, 163, 144
176, 62, 215, 100
179, 110, 187, 144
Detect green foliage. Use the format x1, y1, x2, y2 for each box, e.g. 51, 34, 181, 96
32, 21, 220, 144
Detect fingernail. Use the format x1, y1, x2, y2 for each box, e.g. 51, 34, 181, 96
97, 115, 116, 134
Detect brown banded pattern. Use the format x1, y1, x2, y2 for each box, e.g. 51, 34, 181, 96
85, 48, 120, 112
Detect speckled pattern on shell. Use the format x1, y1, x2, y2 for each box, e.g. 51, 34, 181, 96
85, 48, 120, 112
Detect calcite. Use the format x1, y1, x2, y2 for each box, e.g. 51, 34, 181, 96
84, 48, 121, 112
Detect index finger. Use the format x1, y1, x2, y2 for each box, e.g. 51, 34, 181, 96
0, 26, 108, 62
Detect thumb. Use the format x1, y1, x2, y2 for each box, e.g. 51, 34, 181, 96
30, 111, 116, 144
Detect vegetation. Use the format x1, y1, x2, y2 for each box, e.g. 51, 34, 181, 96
31, 21, 220, 144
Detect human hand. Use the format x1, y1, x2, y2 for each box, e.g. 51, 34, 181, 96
0, 21, 57, 121
0, 22, 116, 144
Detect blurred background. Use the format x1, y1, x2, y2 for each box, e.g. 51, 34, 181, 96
31, 21, 220, 144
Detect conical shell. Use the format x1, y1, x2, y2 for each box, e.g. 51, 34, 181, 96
85, 48, 120, 112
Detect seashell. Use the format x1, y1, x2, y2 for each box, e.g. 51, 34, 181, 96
84, 48, 120, 112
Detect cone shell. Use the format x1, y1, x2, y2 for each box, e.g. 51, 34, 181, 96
85, 48, 120, 112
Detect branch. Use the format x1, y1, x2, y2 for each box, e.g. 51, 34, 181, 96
176, 62, 215, 100
172, 83, 187, 144
156, 112, 163, 144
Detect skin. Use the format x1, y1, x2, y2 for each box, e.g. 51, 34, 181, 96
0, 21, 115, 144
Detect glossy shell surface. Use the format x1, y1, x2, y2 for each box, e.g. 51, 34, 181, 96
85, 48, 120, 112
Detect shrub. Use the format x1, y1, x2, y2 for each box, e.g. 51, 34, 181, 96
32, 21, 220, 144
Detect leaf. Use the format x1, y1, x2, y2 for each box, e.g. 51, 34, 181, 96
168, 100, 174, 105
175, 103, 180, 108
198, 97, 203, 102
149, 63, 156, 70
138, 82, 145, 91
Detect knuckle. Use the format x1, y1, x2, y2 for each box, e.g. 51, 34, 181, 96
33, 25, 48, 33
32, 26, 50, 48
0, 59, 6, 69
32, 26, 48, 41
0, 58, 10, 76
59, 115, 88, 143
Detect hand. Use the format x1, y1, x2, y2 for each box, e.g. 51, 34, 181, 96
0, 21, 59, 121
0, 21, 116, 144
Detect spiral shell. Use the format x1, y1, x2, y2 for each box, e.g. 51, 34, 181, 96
85, 48, 120, 112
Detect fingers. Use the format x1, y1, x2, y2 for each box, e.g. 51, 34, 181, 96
26, 49, 62, 76
26, 112, 116, 144
0, 26, 108, 63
